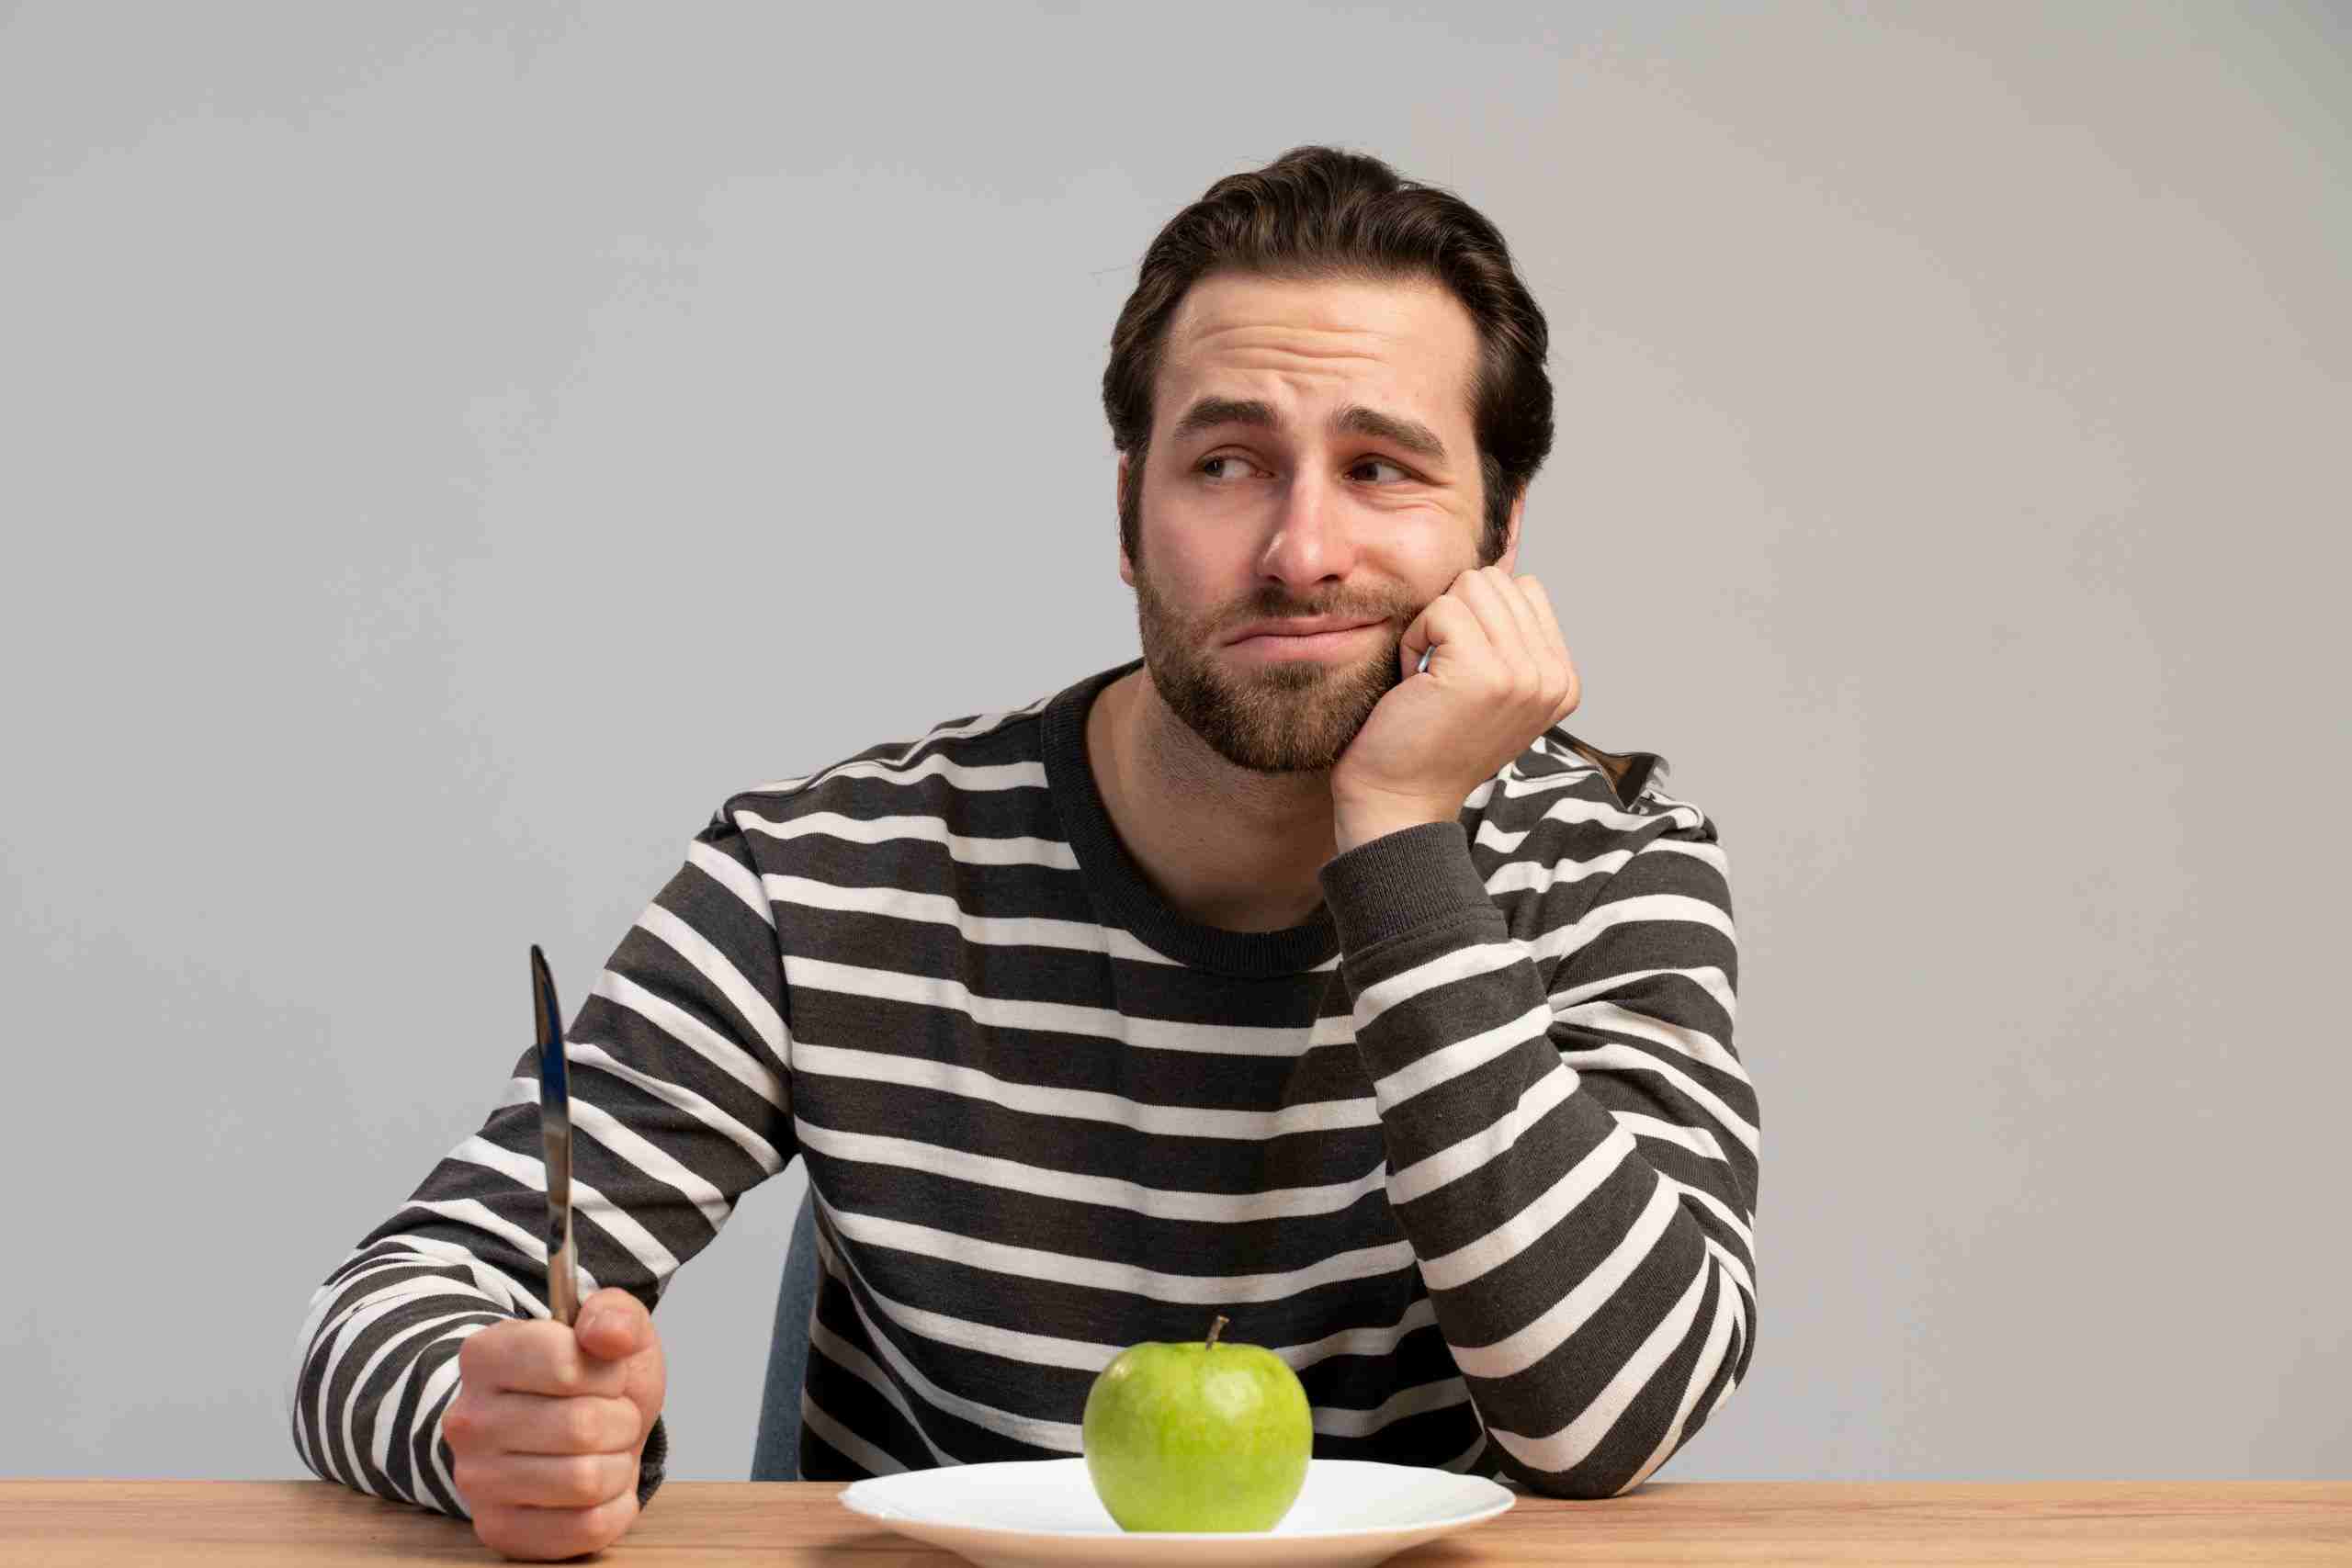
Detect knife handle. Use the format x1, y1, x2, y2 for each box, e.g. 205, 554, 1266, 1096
547, 1215, 580, 1325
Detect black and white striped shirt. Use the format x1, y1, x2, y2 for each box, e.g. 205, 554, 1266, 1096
290, 655, 1759, 1509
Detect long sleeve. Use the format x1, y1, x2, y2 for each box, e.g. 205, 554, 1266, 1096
1316, 812, 1757, 1499
288, 806, 796, 1517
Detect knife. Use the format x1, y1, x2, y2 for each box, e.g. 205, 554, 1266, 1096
531, 943, 582, 1326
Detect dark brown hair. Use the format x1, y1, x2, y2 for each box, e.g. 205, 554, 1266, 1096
1103, 144, 1554, 569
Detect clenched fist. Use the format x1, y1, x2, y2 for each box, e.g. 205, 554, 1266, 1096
445, 1287, 667, 1562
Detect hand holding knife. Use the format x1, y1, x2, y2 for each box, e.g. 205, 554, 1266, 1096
440, 946, 666, 1556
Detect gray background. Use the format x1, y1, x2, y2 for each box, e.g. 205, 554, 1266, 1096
3, 0, 2346, 1487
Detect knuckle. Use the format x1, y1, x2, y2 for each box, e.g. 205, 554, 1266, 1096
562, 1399, 606, 1451
562, 1494, 636, 1556
554, 1454, 615, 1507
538, 1458, 585, 1506
470, 1510, 521, 1557
478, 1502, 585, 1562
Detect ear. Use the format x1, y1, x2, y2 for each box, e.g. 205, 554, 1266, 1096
1116, 453, 1136, 587
1497, 485, 1526, 574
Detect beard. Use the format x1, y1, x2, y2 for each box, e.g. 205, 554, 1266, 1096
1129, 562, 1405, 775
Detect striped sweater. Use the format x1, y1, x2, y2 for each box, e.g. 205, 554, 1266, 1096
290, 655, 1759, 1510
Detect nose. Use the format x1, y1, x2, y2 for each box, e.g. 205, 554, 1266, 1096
1255, 468, 1361, 591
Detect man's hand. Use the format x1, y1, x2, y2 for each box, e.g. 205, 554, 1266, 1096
446, 1287, 668, 1562
1330, 565, 1580, 853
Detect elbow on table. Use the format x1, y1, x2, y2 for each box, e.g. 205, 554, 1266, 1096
1488, 1310, 1756, 1501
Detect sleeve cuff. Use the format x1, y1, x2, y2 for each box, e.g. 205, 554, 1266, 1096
1317, 818, 1498, 958
636, 1415, 670, 1508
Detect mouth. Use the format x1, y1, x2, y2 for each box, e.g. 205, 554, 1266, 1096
1227, 621, 1384, 659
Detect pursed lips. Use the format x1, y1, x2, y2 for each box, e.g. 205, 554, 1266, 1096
1228, 619, 1384, 644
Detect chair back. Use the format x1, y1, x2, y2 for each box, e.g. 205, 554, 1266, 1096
750, 1168, 822, 1481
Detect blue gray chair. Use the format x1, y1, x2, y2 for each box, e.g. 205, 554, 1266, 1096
749, 1168, 823, 1481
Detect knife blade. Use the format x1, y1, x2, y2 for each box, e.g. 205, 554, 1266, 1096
530, 943, 582, 1326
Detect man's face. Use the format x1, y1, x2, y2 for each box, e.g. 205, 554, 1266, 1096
1120, 270, 1516, 775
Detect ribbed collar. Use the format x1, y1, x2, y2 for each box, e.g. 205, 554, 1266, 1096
1040, 657, 1340, 979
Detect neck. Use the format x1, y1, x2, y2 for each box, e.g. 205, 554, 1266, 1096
1088, 668, 1338, 933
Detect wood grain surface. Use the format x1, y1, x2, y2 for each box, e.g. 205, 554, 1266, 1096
2, 1479, 2346, 1565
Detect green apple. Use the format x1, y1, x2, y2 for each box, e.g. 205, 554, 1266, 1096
1081, 1314, 1314, 1532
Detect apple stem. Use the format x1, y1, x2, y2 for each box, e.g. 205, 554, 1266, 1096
1205, 1314, 1228, 1349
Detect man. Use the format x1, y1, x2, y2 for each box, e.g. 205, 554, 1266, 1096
292, 144, 1759, 1562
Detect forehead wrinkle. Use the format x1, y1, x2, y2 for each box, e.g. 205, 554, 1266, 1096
1183, 321, 1399, 361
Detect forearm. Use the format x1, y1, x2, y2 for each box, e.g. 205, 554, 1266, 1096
290, 1238, 526, 1515
292, 806, 790, 1514
292, 1100, 698, 1517
1318, 820, 1758, 1497
1370, 1020, 1751, 1497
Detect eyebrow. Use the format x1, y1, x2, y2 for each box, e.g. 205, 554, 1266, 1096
1168, 396, 1452, 466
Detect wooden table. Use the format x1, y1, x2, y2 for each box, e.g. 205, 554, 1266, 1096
3, 1479, 2346, 1565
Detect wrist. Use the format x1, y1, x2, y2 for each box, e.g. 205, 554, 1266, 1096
1331, 797, 1454, 856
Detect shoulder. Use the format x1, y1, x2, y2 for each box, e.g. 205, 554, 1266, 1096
1475, 726, 1723, 863
700, 690, 1057, 844
1475, 730, 1735, 962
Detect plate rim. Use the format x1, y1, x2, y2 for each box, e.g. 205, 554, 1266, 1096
837, 1456, 1517, 1542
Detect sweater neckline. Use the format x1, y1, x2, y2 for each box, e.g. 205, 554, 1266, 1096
1041, 657, 1340, 979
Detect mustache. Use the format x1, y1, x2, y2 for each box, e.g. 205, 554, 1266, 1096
1229, 600, 1403, 624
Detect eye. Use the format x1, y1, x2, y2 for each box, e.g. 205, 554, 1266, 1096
1199, 455, 1415, 483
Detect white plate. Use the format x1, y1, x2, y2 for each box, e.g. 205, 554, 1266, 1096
838, 1457, 1515, 1568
